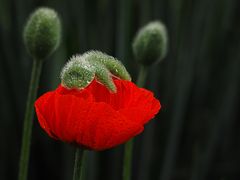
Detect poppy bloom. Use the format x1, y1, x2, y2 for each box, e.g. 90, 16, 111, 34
35, 78, 160, 151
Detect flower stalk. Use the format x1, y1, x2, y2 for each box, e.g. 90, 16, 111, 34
122, 65, 148, 180
18, 59, 43, 180
73, 148, 86, 180
18, 7, 61, 180
123, 139, 133, 180
136, 65, 148, 87
122, 20, 168, 180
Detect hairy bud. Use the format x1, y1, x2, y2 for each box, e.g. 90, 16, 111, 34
132, 21, 168, 66
23, 7, 61, 60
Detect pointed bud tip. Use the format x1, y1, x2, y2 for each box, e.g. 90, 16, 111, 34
24, 7, 61, 60
133, 21, 168, 66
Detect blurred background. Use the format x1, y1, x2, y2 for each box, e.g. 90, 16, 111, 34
1, 0, 240, 179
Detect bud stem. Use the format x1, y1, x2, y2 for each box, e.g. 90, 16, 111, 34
73, 148, 86, 180
122, 65, 149, 180
136, 65, 148, 88
18, 59, 43, 180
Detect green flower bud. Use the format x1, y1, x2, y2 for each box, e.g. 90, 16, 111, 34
23, 7, 61, 60
60, 51, 131, 93
132, 21, 168, 66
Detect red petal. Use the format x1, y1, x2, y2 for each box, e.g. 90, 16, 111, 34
35, 91, 57, 139
86, 79, 132, 110
88, 79, 161, 124
36, 85, 143, 150
35, 79, 161, 151
78, 102, 143, 150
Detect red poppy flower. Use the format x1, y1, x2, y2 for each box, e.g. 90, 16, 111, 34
35, 78, 160, 151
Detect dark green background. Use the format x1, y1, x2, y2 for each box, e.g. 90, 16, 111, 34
1, 0, 240, 179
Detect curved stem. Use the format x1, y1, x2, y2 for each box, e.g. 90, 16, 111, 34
73, 148, 85, 180
122, 65, 149, 180
18, 59, 43, 180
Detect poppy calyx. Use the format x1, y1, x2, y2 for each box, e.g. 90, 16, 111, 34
61, 51, 131, 92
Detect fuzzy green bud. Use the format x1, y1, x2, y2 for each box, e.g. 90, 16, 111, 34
23, 7, 61, 60
132, 21, 168, 66
61, 51, 131, 92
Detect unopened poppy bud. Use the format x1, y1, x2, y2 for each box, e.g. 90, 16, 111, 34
60, 51, 131, 92
23, 7, 61, 60
132, 21, 168, 66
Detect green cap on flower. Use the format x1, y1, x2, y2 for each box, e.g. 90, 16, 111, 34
61, 51, 131, 92
23, 7, 61, 60
132, 21, 168, 66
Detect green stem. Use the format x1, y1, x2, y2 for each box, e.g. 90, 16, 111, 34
73, 148, 85, 180
136, 65, 148, 88
18, 59, 43, 180
123, 139, 133, 180
122, 65, 148, 180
